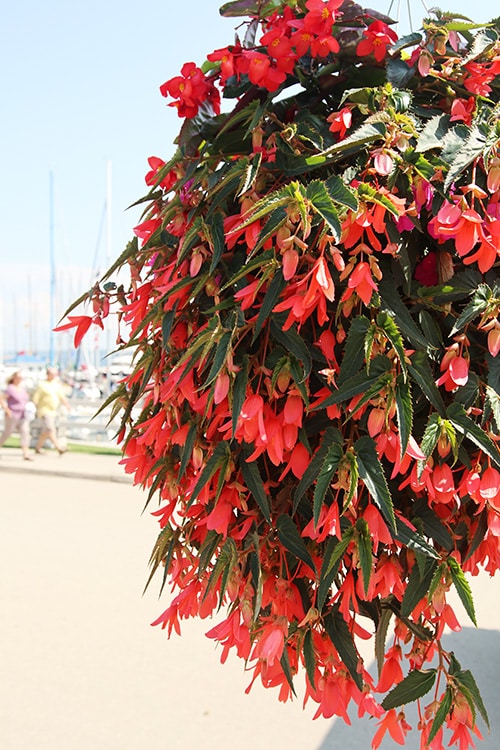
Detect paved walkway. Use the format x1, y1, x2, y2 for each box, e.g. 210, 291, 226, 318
1, 449, 499, 749
0, 445, 130, 483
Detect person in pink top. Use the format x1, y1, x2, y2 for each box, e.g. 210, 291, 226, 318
0, 371, 33, 461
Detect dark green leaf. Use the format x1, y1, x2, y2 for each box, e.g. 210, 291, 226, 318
420, 413, 441, 460
253, 269, 285, 339
208, 211, 226, 273
378, 280, 431, 350
240, 450, 271, 523
395, 375, 413, 457
454, 669, 490, 729
178, 421, 198, 480
198, 530, 222, 575
355, 518, 373, 595
416, 114, 452, 153
338, 315, 371, 384
306, 180, 342, 241
447, 402, 500, 469
448, 557, 477, 626
187, 441, 230, 509
375, 607, 393, 678
428, 687, 453, 744
318, 534, 345, 611
270, 318, 312, 377
280, 646, 297, 697
450, 284, 491, 336
313, 443, 343, 527
294, 426, 343, 511
253, 206, 288, 255
161, 304, 178, 351
276, 514, 316, 573
321, 356, 392, 410
232, 355, 249, 438
401, 558, 438, 618
408, 351, 447, 417
204, 329, 233, 386
412, 499, 453, 551
382, 669, 437, 710
443, 123, 487, 192
325, 175, 359, 212
319, 121, 386, 159
355, 436, 396, 533
377, 311, 407, 378
324, 526, 355, 576
324, 608, 363, 690
303, 629, 316, 690
396, 517, 440, 559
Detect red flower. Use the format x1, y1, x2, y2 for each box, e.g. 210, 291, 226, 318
356, 21, 398, 63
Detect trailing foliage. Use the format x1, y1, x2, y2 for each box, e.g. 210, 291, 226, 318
59, 2, 500, 748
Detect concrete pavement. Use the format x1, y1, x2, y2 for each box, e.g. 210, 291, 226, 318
0, 450, 499, 749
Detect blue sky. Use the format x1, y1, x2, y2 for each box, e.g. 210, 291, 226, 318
0, 0, 498, 357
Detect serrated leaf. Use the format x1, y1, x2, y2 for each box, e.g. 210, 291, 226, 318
237, 152, 262, 197
450, 284, 491, 336
252, 206, 288, 256
208, 211, 225, 273
280, 646, 297, 697
318, 534, 343, 610
319, 121, 386, 159
338, 315, 371, 384
381, 669, 437, 710
408, 351, 447, 417
395, 375, 413, 457
187, 441, 230, 509
303, 629, 317, 690
294, 426, 343, 511
447, 401, 500, 469
454, 669, 490, 728
416, 114, 452, 153
198, 530, 222, 575
378, 280, 431, 350
270, 318, 312, 377
412, 499, 454, 551
324, 526, 355, 577
313, 443, 343, 527
232, 354, 249, 437
276, 514, 316, 573
306, 180, 342, 241
420, 413, 441, 460
178, 421, 198, 480
161, 303, 178, 351
240, 449, 271, 523
447, 557, 477, 626
485, 385, 500, 432
253, 268, 285, 339
428, 686, 453, 744
377, 311, 408, 378
355, 518, 373, 595
444, 123, 488, 192
204, 329, 233, 386
401, 558, 438, 618
321, 356, 392, 410
355, 436, 396, 533
324, 608, 363, 690
375, 607, 393, 678
325, 175, 359, 212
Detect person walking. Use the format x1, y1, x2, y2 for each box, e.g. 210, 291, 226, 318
0, 371, 33, 461
32, 366, 70, 455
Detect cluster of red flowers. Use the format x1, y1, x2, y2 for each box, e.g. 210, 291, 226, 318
59, 3, 500, 749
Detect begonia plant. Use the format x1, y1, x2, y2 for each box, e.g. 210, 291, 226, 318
59, 1, 500, 747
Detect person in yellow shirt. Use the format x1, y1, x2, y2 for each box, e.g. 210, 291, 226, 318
32, 367, 70, 455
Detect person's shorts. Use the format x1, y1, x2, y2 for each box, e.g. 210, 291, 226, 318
40, 413, 56, 431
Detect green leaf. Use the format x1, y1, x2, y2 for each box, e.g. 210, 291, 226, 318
454, 669, 490, 728
318, 534, 345, 611
377, 311, 407, 378
375, 607, 393, 678
270, 318, 312, 377
319, 121, 386, 159
198, 530, 222, 575
443, 123, 488, 192
355, 518, 373, 595
408, 351, 447, 417
395, 517, 440, 559
325, 175, 359, 212
306, 180, 342, 241
485, 384, 500, 432
447, 557, 477, 626
401, 558, 438, 618
187, 441, 230, 509
428, 686, 453, 745
416, 114, 452, 153
252, 206, 288, 256
395, 375, 413, 457
294, 426, 343, 511
378, 280, 431, 350
450, 283, 492, 336
276, 514, 316, 573
280, 646, 297, 697
240, 450, 271, 523
412, 499, 454, 551
324, 526, 355, 577
208, 211, 226, 273
303, 629, 316, 690
320, 356, 392, 410
161, 303, 178, 351
324, 608, 363, 690
420, 413, 442, 461
338, 315, 370, 384
355, 435, 396, 533
204, 328, 233, 386
204, 537, 238, 606
313, 442, 343, 527
237, 152, 262, 197
178, 421, 198, 480
447, 402, 500, 469
232, 354, 249, 438
253, 269, 285, 339
381, 669, 437, 710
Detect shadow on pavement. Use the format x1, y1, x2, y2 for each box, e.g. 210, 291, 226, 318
318, 628, 500, 750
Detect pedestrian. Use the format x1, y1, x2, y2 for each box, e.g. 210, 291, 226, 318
32, 366, 70, 455
0, 371, 34, 461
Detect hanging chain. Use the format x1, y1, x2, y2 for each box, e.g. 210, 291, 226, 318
387, 0, 430, 33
